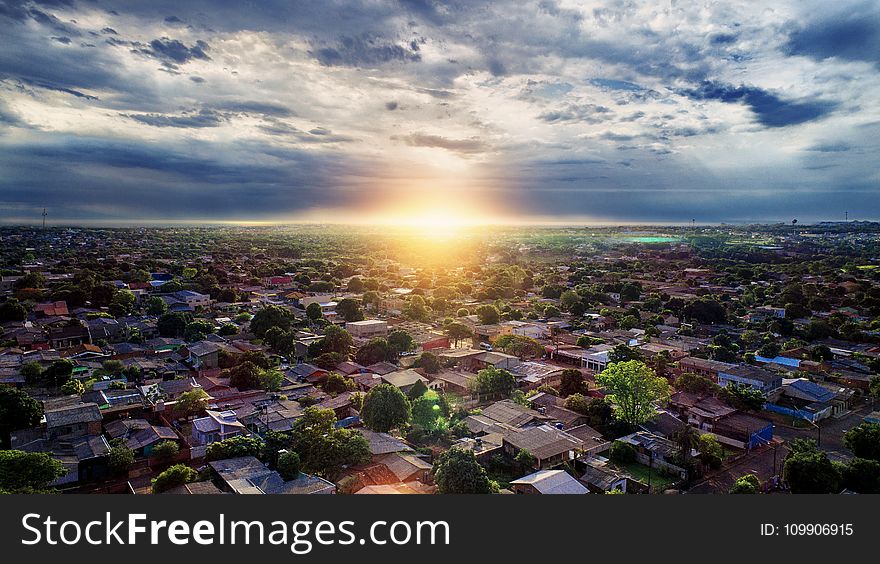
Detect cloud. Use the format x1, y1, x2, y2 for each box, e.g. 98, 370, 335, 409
539, 103, 612, 124
311, 34, 421, 67
682, 81, 837, 127
139, 37, 211, 67
397, 133, 489, 154
126, 108, 226, 128
785, 5, 880, 65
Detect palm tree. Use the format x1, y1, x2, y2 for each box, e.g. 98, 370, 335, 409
672, 424, 700, 466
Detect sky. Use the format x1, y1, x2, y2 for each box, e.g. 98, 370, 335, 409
0, 0, 879, 225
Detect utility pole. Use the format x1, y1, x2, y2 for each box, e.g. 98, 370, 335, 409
42, 208, 47, 229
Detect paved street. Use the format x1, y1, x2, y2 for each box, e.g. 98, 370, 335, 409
770, 404, 873, 462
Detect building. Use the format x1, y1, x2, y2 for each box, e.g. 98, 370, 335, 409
677, 356, 736, 382
380, 369, 430, 395
346, 319, 389, 340
44, 402, 103, 440
717, 364, 783, 395
172, 290, 212, 309
191, 409, 246, 445
209, 456, 335, 494
510, 470, 588, 494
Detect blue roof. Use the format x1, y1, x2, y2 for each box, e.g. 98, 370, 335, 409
755, 355, 800, 367
789, 379, 835, 402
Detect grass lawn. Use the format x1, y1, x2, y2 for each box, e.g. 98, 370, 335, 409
618, 462, 678, 492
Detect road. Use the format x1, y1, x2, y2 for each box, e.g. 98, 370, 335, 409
771, 404, 871, 462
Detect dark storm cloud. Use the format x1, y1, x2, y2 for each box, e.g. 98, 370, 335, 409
139, 38, 211, 66
311, 35, 422, 67
126, 108, 226, 128
682, 81, 837, 127
785, 4, 880, 65
0, 135, 373, 220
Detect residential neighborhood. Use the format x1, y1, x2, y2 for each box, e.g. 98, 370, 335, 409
1, 222, 879, 495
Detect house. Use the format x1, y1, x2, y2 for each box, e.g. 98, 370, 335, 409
578, 458, 635, 493
717, 364, 783, 395
502, 424, 586, 469
103, 418, 179, 456
617, 431, 687, 478
677, 356, 735, 382
186, 341, 222, 370
172, 290, 212, 309
290, 363, 328, 383
191, 409, 246, 445
209, 456, 335, 494
34, 301, 69, 317
346, 319, 388, 340
427, 369, 474, 395
12, 432, 110, 486
44, 401, 103, 440
711, 413, 774, 450
358, 429, 412, 456
380, 369, 429, 395
481, 400, 549, 428
49, 325, 91, 349
510, 470, 588, 494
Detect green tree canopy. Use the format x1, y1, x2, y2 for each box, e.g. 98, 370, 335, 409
433, 447, 497, 494
361, 383, 412, 432
0, 450, 65, 493
596, 360, 669, 427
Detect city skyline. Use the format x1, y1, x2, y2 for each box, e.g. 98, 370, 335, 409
1, 0, 879, 225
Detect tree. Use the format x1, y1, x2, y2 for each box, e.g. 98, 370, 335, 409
681, 297, 726, 324
218, 323, 238, 336
870, 376, 880, 401
324, 372, 356, 395
620, 283, 641, 302
559, 369, 586, 397
145, 296, 169, 315
19, 361, 43, 384
250, 305, 293, 338
108, 442, 135, 475
0, 298, 28, 322
60, 379, 85, 396
289, 407, 370, 479
0, 450, 65, 493
729, 474, 761, 494
698, 434, 724, 468
205, 435, 263, 461
361, 384, 411, 432
444, 322, 473, 347
784, 440, 841, 494
608, 344, 644, 364
224, 361, 263, 390
335, 298, 364, 322
174, 388, 210, 417
109, 289, 136, 317
475, 304, 500, 325
313, 352, 343, 370
0, 387, 42, 448
157, 312, 188, 338
494, 334, 543, 359
416, 352, 442, 374
469, 367, 517, 401
719, 384, 765, 411
672, 424, 700, 464
402, 295, 430, 322
596, 360, 670, 427
313, 325, 353, 358
184, 319, 215, 342
433, 447, 497, 494
609, 440, 636, 464
355, 338, 392, 365
675, 372, 718, 394
560, 290, 582, 311
411, 390, 446, 431
515, 448, 537, 470
151, 440, 180, 463
387, 329, 414, 356
277, 450, 302, 481
15, 272, 45, 289
151, 464, 198, 493
843, 423, 880, 461
306, 302, 323, 321
840, 458, 880, 494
